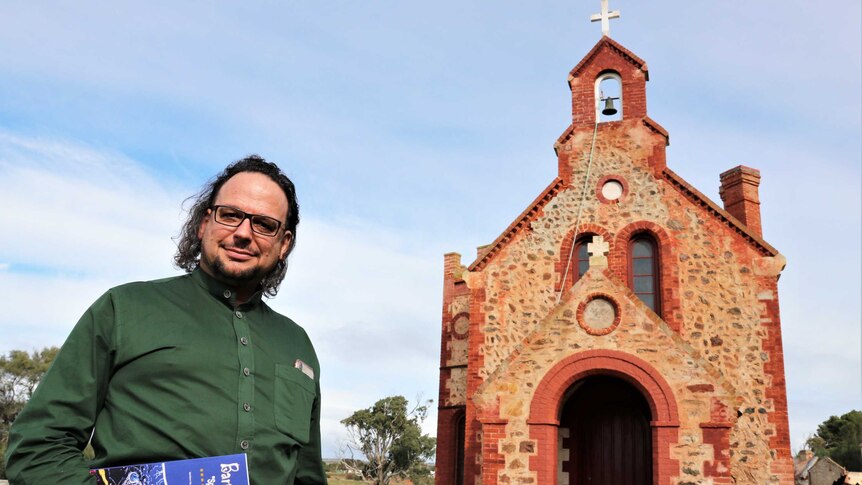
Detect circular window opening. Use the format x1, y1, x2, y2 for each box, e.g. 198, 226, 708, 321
453, 316, 469, 337
601, 180, 624, 201
578, 294, 622, 336
583, 297, 616, 330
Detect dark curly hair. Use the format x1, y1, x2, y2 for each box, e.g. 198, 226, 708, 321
174, 155, 299, 297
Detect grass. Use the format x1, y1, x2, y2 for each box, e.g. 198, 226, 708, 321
326, 474, 421, 484
326, 478, 365, 485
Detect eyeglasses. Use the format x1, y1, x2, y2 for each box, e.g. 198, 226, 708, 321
211, 205, 284, 237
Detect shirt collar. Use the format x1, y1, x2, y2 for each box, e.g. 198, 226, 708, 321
191, 267, 264, 308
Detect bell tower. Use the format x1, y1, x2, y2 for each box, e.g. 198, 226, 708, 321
555, 33, 668, 185
568, 37, 650, 127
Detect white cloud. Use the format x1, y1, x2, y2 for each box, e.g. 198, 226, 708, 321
0, 132, 184, 280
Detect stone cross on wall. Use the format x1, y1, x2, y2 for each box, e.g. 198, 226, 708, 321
590, 0, 620, 37
588, 235, 609, 269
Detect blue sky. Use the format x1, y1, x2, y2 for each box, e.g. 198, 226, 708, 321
1, 1, 859, 459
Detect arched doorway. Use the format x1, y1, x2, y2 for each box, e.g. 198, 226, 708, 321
559, 375, 652, 484
454, 412, 465, 485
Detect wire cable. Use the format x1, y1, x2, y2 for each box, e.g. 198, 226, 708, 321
556, 111, 601, 304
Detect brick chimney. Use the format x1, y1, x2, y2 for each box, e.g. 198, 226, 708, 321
719, 166, 762, 237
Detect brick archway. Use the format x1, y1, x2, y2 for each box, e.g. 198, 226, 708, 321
527, 350, 680, 485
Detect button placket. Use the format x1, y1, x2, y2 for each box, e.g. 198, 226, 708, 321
233, 307, 255, 454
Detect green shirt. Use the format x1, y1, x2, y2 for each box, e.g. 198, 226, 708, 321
5, 269, 327, 485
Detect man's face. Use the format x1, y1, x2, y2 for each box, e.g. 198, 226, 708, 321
197, 171, 292, 291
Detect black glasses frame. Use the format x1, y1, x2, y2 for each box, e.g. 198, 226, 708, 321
210, 205, 284, 237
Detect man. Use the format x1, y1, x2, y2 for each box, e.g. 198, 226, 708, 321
5, 156, 327, 484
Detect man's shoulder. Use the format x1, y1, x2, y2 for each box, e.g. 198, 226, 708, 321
259, 304, 318, 356
106, 272, 193, 298
260, 304, 307, 335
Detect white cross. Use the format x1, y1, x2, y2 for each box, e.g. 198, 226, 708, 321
590, 0, 620, 37
587, 235, 609, 257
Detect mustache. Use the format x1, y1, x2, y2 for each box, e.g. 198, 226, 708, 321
222, 245, 258, 256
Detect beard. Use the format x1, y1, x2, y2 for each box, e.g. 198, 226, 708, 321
196, 230, 287, 295
210, 256, 263, 285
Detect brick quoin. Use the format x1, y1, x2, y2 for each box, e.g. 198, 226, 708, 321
436, 252, 471, 484
700, 398, 733, 483
462, 286, 486, 485
478, 419, 507, 484
760, 280, 795, 483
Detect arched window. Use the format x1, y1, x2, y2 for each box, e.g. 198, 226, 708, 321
568, 233, 595, 287
454, 412, 465, 485
595, 71, 623, 122
629, 235, 660, 314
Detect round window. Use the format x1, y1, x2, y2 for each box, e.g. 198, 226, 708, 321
601, 180, 624, 201
578, 294, 621, 336
583, 297, 616, 330
453, 316, 469, 336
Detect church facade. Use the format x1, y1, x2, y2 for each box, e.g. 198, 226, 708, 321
434, 36, 793, 485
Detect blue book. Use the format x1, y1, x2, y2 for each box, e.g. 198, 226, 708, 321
90, 453, 249, 485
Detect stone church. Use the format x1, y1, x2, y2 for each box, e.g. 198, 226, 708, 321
434, 23, 794, 485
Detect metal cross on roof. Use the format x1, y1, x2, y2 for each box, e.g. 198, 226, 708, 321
590, 0, 620, 37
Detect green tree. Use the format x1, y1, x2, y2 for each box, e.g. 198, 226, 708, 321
805, 410, 862, 471
0, 347, 59, 478
340, 395, 436, 485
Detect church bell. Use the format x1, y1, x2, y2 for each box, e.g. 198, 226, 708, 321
601, 96, 618, 116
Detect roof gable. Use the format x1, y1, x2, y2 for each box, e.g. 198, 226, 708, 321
569, 36, 649, 82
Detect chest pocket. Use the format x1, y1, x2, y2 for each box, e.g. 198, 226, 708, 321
274, 364, 316, 445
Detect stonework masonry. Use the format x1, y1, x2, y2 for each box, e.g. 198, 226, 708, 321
435, 36, 793, 484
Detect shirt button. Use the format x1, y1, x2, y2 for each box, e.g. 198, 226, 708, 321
243, 402, 251, 412
223, 290, 231, 298
243, 367, 251, 376
235, 310, 243, 318
240, 440, 249, 450
240, 337, 248, 346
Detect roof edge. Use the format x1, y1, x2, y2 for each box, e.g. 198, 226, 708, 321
569, 36, 649, 80
662, 167, 778, 256
554, 117, 668, 151
643, 117, 669, 145
468, 178, 566, 271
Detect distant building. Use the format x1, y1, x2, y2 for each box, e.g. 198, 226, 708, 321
795, 449, 862, 485
795, 454, 847, 485
434, 29, 793, 485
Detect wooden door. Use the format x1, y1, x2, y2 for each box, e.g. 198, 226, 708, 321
560, 376, 652, 485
